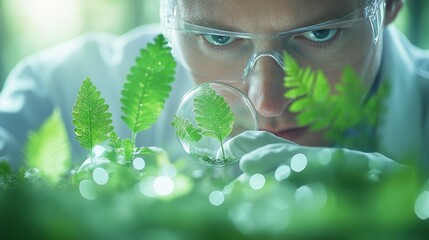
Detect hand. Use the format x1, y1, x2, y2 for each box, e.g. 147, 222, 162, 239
222, 131, 404, 182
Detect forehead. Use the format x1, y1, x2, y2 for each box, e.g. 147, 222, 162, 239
176, 0, 362, 32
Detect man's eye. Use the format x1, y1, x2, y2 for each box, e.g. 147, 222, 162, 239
202, 34, 236, 46
302, 29, 338, 42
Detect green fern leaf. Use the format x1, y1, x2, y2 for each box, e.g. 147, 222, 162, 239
25, 109, 71, 184
284, 54, 330, 105
330, 67, 367, 131
107, 131, 122, 150
193, 85, 235, 161
171, 115, 202, 143
288, 98, 310, 113
364, 83, 389, 126
283, 53, 388, 148
72, 77, 114, 151
284, 53, 331, 130
313, 70, 331, 102
121, 34, 176, 138
122, 138, 134, 163
193, 86, 234, 140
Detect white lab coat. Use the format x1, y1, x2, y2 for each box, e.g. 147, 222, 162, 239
378, 26, 429, 168
0, 23, 428, 170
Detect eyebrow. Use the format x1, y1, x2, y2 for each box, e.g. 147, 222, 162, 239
184, 19, 242, 32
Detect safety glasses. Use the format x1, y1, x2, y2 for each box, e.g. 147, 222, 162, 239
163, 0, 386, 81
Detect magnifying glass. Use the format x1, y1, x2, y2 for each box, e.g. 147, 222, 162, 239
173, 82, 258, 166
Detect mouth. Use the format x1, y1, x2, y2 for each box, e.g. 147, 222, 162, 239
260, 126, 308, 141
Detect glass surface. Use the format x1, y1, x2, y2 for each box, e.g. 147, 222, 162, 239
174, 82, 258, 166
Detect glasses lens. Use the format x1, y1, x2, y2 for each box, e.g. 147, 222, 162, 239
170, 30, 255, 81
169, 16, 377, 81
288, 17, 375, 73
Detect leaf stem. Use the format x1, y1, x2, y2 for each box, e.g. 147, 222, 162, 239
219, 137, 226, 163
131, 132, 137, 144
131, 132, 137, 155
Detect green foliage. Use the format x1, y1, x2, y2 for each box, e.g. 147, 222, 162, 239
171, 115, 202, 143
121, 138, 134, 163
72, 77, 114, 152
193, 85, 235, 161
0, 161, 20, 189
107, 131, 122, 150
68, 35, 176, 185
171, 84, 236, 163
283, 53, 388, 148
24, 109, 71, 184
66, 35, 179, 194
121, 34, 176, 140
284, 54, 331, 129
1, 35, 428, 240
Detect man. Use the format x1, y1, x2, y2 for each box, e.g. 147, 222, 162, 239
0, 0, 427, 172
161, 0, 429, 173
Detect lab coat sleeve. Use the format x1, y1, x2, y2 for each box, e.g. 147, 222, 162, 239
415, 49, 429, 164
0, 57, 54, 170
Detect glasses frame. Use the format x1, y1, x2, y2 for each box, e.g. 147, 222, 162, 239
163, 0, 386, 80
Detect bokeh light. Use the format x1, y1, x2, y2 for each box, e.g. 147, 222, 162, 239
291, 153, 307, 172
79, 180, 97, 200
132, 157, 146, 171
275, 165, 291, 182
415, 191, 429, 220
92, 145, 105, 158
153, 176, 174, 196
139, 177, 157, 198
92, 167, 109, 185
209, 191, 225, 206
249, 174, 265, 190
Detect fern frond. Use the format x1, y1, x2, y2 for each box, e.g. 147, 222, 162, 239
330, 67, 367, 131
121, 34, 176, 138
72, 77, 114, 151
122, 138, 134, 163
364, 82, 389, 126
171, 115, 202, 143
284, 53, 331, 130
193, 85, 235, 162
193, 85, 235, 142
284, 55, 314, 99
25, 109, 71, 184
283, 53, 388, 148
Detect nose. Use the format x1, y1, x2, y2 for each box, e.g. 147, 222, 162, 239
246, 55, 290, 118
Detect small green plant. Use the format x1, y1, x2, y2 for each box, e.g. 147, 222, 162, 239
71, 34, 175, 161
121, 34, 176, 143
283, 53, 388, 149
194, 86, 235, 162
171, 115, 203, 143
25, 109, 71, 184
172, 85, 235, 164
67, 34, 177, 190
72, 77, 114, 160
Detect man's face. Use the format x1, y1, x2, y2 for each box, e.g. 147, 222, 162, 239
171, 0, 384, 146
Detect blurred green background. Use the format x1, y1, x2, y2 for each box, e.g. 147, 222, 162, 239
0, 0, 428, 90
